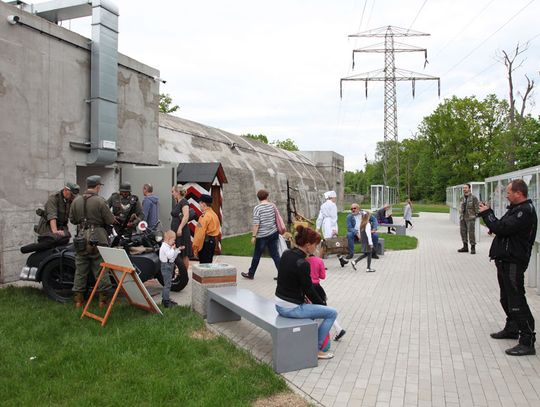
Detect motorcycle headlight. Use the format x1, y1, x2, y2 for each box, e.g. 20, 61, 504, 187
154, 230, 163, 243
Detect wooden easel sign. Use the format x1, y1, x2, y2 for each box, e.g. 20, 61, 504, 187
80, 247, 162, 327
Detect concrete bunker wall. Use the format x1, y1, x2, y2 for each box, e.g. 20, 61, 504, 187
0, 1, 159, 282
159, 114, 344, 236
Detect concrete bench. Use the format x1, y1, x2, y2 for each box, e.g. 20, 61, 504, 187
378, 223, 407, 236
206, 286, 318, 373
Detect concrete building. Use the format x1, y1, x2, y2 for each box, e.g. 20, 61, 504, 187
0, 0, 343, 283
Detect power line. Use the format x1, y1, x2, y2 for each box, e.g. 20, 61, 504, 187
442, 0, 536, 77
408, 0, 429, 31
433, 0, 496, 58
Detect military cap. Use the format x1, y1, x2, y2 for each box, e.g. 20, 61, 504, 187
119, 182, 132, 192
65, 182, 80, 195
200, 194, 213, 204
86, 175, 104, 188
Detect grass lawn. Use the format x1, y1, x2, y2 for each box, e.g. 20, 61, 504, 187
0, 286, 288, 406
222, 211, 418, 255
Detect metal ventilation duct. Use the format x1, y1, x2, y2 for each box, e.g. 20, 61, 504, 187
87, 0, 118, 165
33, 0, 119, 166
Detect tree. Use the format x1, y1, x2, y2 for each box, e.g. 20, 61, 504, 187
242, 133, 269, 143
159, 93, 179, 113
271, 138, 299, 151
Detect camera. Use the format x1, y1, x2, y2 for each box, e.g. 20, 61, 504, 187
7, 15, 20, 25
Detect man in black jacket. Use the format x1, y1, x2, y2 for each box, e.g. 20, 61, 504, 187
479, 179, 537, 356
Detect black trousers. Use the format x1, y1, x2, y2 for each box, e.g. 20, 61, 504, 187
496, 260, 535, 344
198, 237, 216, 264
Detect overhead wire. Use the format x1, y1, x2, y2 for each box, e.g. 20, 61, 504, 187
408, 0, 429, 31
403, 0, 537, 104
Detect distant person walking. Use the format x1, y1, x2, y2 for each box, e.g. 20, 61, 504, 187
316, 191, 338, 239
241, 189, 282, 280
404, 198, 413, 229
479, 179, 537, 356
458, 183, 479, 254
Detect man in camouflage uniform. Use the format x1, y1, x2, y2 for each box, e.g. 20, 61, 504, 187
458, 183, 480, 254
107, 182, 143, 234
36, 182, 79, 237
70, 175, 116, 308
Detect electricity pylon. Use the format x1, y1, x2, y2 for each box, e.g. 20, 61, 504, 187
340, 25, 440, 196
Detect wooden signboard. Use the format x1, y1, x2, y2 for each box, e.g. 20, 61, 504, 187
80, 247, 162, 326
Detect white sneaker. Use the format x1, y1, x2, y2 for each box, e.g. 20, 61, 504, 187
366, 268, 376, 272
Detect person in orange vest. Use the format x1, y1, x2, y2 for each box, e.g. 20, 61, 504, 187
192, 194, 221, 263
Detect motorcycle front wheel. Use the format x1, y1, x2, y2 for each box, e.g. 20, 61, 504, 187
156, 259, 189, 292
41, 257, 76, 303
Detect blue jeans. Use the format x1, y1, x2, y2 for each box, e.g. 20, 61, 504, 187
160, 262, 173, 301
276, 303, 337, 349
248, 232, 281, 277
346, 231, 359, 257
348, 232, 378, 256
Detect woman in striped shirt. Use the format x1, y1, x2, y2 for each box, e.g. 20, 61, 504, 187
241, 189, 282, 280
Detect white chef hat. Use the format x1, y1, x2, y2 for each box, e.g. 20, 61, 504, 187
326, 190, 336, 199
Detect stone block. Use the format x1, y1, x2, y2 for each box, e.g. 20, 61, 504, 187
191, 263, 236, 317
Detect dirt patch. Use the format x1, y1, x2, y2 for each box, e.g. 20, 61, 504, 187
253, 391, 310, 407
190, 328, 217, 340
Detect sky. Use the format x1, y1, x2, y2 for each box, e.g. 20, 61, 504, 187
39, 0, 540, 171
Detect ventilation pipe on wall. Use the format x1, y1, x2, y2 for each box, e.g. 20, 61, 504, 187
32, 0, 119, 166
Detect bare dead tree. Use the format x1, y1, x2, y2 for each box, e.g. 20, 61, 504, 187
499, 42, 534, 124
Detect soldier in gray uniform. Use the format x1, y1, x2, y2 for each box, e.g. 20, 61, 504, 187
458, 183, 480, 254
35, 182, 79, 237
69, 175, 116, 308
107, 182, 144, 234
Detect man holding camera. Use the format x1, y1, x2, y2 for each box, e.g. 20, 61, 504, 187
458, 183, 480, 254
107, 182, 144, 234
35, 182, 79, 237
479, 179, 537, 356
69, 175, 117, 308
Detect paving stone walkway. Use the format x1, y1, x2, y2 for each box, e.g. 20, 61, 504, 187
182, 212, 540, 407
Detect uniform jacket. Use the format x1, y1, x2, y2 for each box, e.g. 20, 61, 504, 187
36, 191, 71, 235
70, 192, 116, 245
107, 192, 144, 227
479, 199, 537, 267
192, 207, 221, 255
459, 193, 479, 221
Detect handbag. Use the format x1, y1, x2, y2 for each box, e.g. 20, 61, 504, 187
277, 234, 288, 256
273, 204, 287, 235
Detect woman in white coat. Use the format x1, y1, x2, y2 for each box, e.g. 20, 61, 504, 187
316, 191, 338, 239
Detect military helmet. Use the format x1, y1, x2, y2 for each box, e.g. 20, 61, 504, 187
119, 182, 132, 192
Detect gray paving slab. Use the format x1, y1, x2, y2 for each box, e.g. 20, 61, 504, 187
182, 212, 540, 407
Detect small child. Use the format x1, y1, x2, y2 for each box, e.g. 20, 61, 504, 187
159, 230, 182, 308
306, 254, 347, 341
351, 211, 376, 272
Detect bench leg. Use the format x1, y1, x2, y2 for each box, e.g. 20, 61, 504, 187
207, 298, 241, 323
272, 324, 318, 373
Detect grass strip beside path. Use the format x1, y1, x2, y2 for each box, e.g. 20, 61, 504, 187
0, 287, 288, 406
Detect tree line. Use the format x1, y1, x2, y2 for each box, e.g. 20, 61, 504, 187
345, 94, 540, 202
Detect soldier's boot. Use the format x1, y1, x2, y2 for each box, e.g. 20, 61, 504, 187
470, 245, 476, 254
457, 243, 468, 253
491, 321, 519, 339
73, 292, 85, 308
98, 292, 110, 309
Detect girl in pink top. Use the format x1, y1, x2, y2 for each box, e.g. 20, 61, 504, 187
306, 255, 346, 341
